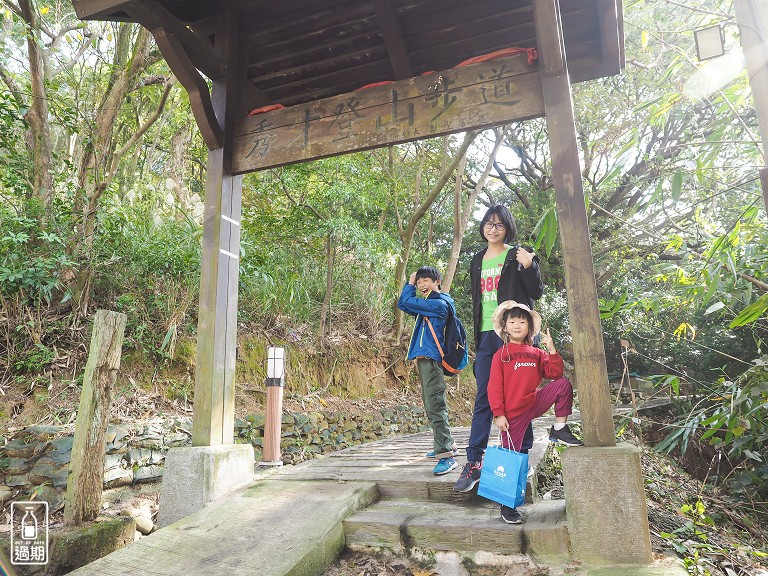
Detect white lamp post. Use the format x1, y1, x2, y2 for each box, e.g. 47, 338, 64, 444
260, 347, 286, 466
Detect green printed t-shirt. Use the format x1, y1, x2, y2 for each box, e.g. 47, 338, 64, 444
479, 248, 511, 332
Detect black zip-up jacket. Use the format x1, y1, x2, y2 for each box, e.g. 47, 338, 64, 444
470, 246, 544, 347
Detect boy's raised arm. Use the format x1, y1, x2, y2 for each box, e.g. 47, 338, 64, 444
397, 283, 448, 317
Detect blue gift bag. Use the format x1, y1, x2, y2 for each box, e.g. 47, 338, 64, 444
477, 444, 528, 509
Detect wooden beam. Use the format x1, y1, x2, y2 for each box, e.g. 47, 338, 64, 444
220, 15, 247, 173
71, 0, 129, 20
533, 0, 615, 447
373, 0, 414, 79
232, 52, 542, 173
616, 0, 626, 69
168, 0, 259, 22
125, 1, 271, 111
152, 27, 223, 150
596, 0, 623, 70
570, 55, 619, 84
126, 0, 226, 80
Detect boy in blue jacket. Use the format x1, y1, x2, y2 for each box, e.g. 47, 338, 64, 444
397, 266, 458, 476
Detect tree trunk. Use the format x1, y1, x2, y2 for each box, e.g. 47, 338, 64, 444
18, 0, 54, 214
443, 128, 508, 292
69, 25, 156, 318
391, 131, 478, 340
319, 234, 335, 347
64, 310, 127, 525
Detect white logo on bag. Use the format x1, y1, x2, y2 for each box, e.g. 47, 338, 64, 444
514, 361, 536, 370
494, 465, 506, 479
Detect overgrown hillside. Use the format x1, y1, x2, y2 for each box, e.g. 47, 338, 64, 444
1, 325, 481, 434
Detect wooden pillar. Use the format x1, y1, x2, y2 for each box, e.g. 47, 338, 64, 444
64, 310, 126, 525
192, 12, 244, 446
533, 0, 615, 447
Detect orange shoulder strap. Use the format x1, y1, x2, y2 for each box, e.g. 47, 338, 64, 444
424, 317, 445, 358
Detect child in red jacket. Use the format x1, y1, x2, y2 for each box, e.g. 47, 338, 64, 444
487, 300, 582, 524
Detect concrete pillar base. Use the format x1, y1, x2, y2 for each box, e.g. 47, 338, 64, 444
561, 443, 653, 565
158, 444, 254, 527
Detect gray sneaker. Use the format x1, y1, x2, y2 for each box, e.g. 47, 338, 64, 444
453, 461, 482, 492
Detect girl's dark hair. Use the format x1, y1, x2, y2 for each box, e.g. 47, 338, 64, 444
503, 307, 534, 344
415, 266, 442, 287
480, 204, 517, 244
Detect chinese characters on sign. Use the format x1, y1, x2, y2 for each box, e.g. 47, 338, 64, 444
10, 501, 48, 566
375, 90, 414, 130
244, 118, 276, 159
424, 75, 460, 122
478, 64, 522, 107
234, 53, 542, 173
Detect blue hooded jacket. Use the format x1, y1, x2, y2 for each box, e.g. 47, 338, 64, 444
397, 283, 456, 362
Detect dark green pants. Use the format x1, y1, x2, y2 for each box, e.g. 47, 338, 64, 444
416, 358, 454, 454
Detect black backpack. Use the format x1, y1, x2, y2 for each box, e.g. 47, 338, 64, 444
425, 298, 469, 376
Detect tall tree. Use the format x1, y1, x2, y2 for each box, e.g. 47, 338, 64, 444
0, 0, 89, 215
388, 131, 477, 340
443, 127, 509, 292
67, 23, 170, 317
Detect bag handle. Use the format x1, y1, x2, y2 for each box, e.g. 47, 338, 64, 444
489, 424, 518, 452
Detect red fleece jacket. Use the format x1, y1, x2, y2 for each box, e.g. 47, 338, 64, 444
488, 342, 564, 419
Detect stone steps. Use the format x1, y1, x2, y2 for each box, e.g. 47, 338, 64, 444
343, 497, 570, 563
336, 428, 573, 566
274, 429, 551, 507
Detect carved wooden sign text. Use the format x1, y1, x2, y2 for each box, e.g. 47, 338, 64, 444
232, 53, 543, 174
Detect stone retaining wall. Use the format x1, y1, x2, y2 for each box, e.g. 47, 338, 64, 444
1, 405, 428, 513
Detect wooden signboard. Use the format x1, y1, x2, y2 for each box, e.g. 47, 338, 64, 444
232, 52, 544, 174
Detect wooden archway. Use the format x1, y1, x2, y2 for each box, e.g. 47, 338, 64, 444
71, 0, 652, 564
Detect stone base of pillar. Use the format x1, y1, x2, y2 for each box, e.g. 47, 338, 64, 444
561, 443, 653, 565
158, 444, 254, 528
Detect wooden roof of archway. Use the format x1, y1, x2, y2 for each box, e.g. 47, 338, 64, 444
75, 0, 623, 107
73, 0, 624, 171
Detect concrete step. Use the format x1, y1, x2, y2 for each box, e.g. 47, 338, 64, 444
343, 497, 570, 563
275, 432, 551, 506
68, 479, 379, 576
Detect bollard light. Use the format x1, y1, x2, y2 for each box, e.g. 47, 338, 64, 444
266, 347, 285, 386
260, 347, 286, 467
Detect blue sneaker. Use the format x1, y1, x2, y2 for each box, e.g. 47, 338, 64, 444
433, 457, 458, 476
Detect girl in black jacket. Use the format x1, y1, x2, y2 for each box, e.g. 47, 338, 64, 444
454, 205, 544, 494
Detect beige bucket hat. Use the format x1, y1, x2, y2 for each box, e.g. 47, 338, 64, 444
492, 300, 542, 340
